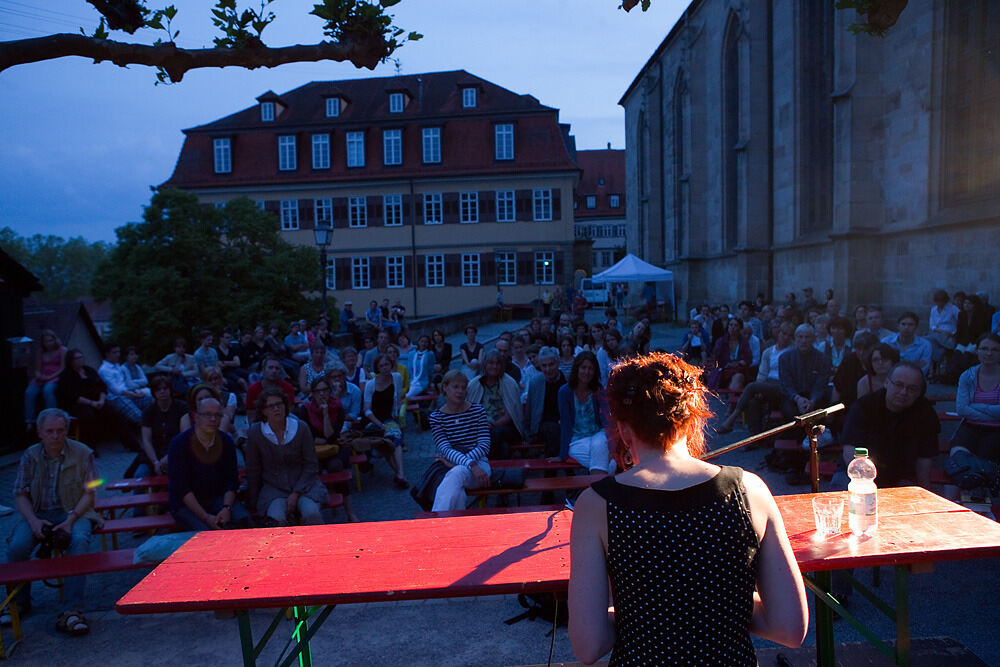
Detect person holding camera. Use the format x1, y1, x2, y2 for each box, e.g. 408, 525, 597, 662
6, 408, 100, 636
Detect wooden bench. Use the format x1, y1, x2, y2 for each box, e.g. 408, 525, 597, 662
465, 473, 609, 506
94, 491, 169, 518
105, 475, 169, 492
937, 410, 961, 422
0, 548, 146, 657
95, 514, 179, 551
489, 458, 582, 472
416, 504, 565, 519
404, 393, 438, 430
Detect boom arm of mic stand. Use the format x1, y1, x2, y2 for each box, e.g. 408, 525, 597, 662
702, 404, 846, 462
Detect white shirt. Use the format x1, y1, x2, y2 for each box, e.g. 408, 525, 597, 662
929, 302, 959, 336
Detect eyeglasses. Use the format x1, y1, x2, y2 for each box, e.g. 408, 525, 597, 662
888, 380, 922, 395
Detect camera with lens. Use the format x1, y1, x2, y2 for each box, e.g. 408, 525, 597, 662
36, 524, 72, 559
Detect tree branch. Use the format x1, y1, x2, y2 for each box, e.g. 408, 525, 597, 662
0, 32, 389, 81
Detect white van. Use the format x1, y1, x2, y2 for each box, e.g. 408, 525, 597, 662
580, 279, 609, 306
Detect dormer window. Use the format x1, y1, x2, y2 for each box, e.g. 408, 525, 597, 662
260, 102, 275, 122
389, 92, 404, 113
462, 87, 477, 108
326, 97, 340, 118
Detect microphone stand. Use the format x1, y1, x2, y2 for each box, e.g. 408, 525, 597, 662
703, 404, 846, 493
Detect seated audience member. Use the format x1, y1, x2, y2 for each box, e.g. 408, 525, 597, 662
340, 300, 358, 335
526, 347, 567, 458
299, 341, 336, 396
241, 326, 268, 375
246, 357, 296, 423
363, 354, 409, 489
494, 336, 522, 384
711, 318, 752, 392
328, 364, 363, 434
554, 351, 613, 473
362, 330, 392, 373
952, 334, 1000, 465
778, 324, 832, 420
857, 343, 901, 400
596, 328, 622, 386
193, 330, 220, 375
7, 408, 100, 635
853, 306, 893, 344
802, 286, 818, 310
510, 334, 532, 383
826, 298, 841, 318
296, 375, 358, 522
837, 362, 938, 488
737, 301, 763, 340
431, 329, 453, 375
98, 342, 152, 426
246, 388, 328, 526
927, 289, 960, 365
340, 346, 368, 390
428, 370, 491, 511
573, 322, 593, 354
154, 338, 200, 394
23, 329, 66, 427
407, 335, 436, 399
881, 312, 931, 374
395, 332, 415, 370
216, 328, 248, 392
817, 317, 852, 371
139, 376, 187, 477
168, 396, 248, 531
832, 332, 877, 407
557, 335, 577, 379
204, 368, 237, 435
122, 346, 151, 397
743, 324, 762, 377
467, 351, 524, 459
629, 320, 652, 355
711, 304, 732, 344
717, 322, 794, 434
812, 314, 831, 349
678, 320, 711, 366
264, 323, 298, 379
57, 349, 140, 451
953, 295, 991, 376
460, 326, 485, 379
364, 300, 382, 330
852, 304, 868, 337
283, 320, 310, 364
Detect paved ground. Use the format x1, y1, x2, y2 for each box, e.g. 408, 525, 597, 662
2, 313, 999, 665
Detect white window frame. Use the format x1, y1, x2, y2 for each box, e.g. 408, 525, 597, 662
389, 92, 404, 113
213, 138, 231, 174
459, 191, 479, 223
346, 131, 365, 168
585, 195, 596, 209
532, 188, 552, 221
383, 129, 402, 166
495, 123, 514, 160
462, 87, 477, 108
425, 254, 444, 287
314, 198, 332, 225
423, 193, 442, 224
422, 127, 441, 164
351, 256, 369, 290
348, 196, 367, 228
312, 134, 330, 170
278, 135, 297, 171
280, 199, 299, 230
495, 190, 515, 223
535, 251, 554, 285
386, 256, 405, 289
496, 251, 516, 286
609, 194, 621, 208
325, 256, 336, 290
260, 101, 274, 122
383, 194, 403, 227
325, 97, 340, 118
461, 253, 480, 286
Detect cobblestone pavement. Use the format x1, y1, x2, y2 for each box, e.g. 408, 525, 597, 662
1, 314, 998, 665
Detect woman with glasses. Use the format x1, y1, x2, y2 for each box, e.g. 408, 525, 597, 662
856, 343, 900, 399
246, 387, 328, 526
953, 333, 1000, 464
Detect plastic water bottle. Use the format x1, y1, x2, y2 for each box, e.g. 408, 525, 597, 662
847, 447, 878, 537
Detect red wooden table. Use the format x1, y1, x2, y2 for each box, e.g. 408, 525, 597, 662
116, 487, 1000, 667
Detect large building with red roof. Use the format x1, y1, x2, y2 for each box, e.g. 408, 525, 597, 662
161, 70, 580, 317
573, 149, 626, 273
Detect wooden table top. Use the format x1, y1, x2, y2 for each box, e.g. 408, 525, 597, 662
117, 486, 1000, 615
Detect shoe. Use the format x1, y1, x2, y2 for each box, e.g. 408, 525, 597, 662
393, 476, 410, 490
56, 610, 89, 636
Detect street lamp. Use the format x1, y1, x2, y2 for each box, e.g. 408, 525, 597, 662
313, 218, 333, 314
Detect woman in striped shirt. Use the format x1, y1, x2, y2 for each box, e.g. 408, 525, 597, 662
428, 370, 491, 511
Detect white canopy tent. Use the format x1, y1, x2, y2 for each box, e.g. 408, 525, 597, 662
591, 253, 675, 319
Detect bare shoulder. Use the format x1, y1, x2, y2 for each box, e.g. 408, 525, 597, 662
571, 488, 606, 534
736, 468, 781, 535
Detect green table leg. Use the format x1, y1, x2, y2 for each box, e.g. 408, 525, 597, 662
237, 610, 255, 667
894, 566, 910, 667
812, 570, 836, 667
293, 606, 311, 667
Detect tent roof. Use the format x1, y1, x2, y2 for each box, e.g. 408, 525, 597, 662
591, 254, 673, 283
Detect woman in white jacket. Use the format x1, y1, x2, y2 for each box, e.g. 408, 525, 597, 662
466, 351, 524, 459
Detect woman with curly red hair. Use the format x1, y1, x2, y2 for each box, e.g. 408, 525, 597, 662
569, 352, 807, 665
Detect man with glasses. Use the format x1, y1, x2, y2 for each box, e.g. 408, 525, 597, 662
838, 361, 939, 488
167, 397, 248, 531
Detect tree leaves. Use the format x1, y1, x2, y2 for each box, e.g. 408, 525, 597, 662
0, 227, 112, 303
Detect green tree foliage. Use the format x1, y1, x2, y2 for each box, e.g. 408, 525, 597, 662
0, 227, 111, 302
93, 189, 320, 357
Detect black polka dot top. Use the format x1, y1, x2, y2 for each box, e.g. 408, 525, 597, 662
591, 466, 760, 666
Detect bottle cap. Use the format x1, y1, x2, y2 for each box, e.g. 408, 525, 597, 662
854, 447, 868, 457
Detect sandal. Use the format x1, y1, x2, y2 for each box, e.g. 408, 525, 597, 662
56, 610, 89, 636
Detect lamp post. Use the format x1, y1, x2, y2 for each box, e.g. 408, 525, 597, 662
313, 218, 333, 314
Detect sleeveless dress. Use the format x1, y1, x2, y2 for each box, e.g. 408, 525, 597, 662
591, 466, 760, 666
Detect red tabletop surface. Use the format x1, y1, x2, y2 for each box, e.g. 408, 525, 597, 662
116, 486, 1000, 615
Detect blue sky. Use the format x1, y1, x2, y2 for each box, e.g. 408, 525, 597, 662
0, 0, 686, 242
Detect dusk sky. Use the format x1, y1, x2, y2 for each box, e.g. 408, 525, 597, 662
1, 1, 686, 243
